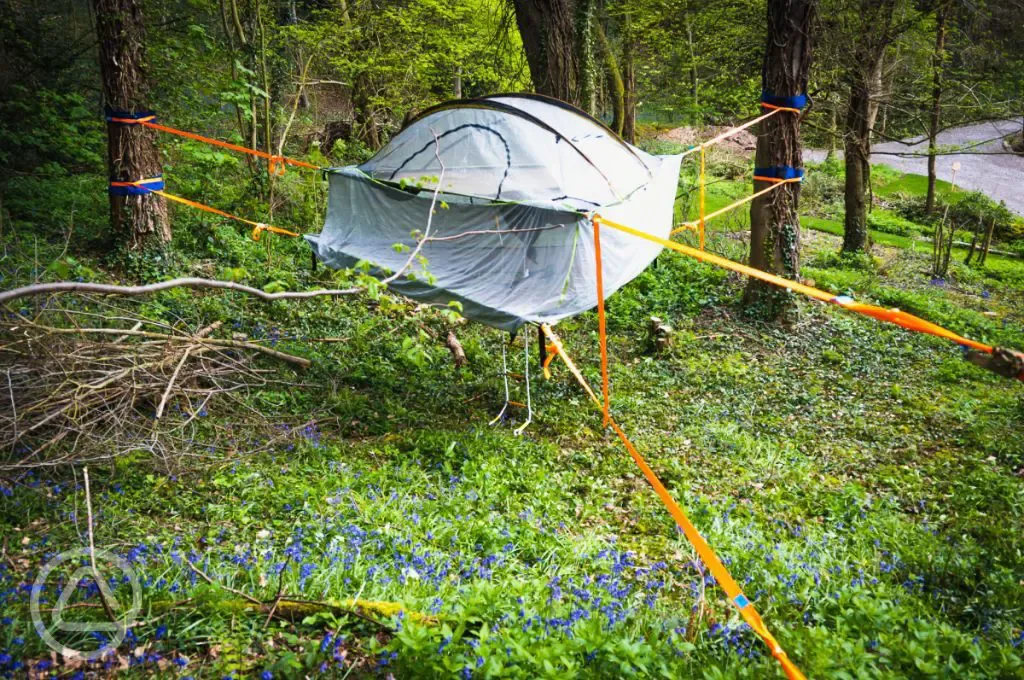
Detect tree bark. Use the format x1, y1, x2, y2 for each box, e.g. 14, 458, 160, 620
843, 79, 872, 252
596, 22, 624, 135
92, 0, 170, 250
840, 0, 899, 253
511, 0, 583, 106
742, 0, 814, 320
622, 11, 636, 143
925, 3, 948, 215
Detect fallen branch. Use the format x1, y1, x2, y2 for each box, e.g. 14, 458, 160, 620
0, 278, 362, 307
15, 324, 311, 368
184, 560, 400, 631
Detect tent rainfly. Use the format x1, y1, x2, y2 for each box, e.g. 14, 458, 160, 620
307, 94, 683, 331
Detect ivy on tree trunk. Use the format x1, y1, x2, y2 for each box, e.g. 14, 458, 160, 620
742, 0, 814, 320
92, 0, 170, 250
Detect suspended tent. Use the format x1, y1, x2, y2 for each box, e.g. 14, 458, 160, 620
307, 94, 683, 331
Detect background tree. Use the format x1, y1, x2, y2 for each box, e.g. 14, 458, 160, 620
836, 0, 904, 253
742, 0, 815, 319
511, 0, 595, 109
92, 0, 170, 249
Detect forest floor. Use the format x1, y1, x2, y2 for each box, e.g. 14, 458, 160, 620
2, 160, 1024, 678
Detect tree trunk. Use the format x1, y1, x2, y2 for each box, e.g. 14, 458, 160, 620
843, 79, 872, 252
596, 22, 624, 135
742, 0, 814, 320
92, 0, 170, 250
979, 216, 996, 266
622, 11, 636, 143
453, 65, 462, 99
511, 0, 583, 106
925, 3, 948, 215
840, 0, 898, 253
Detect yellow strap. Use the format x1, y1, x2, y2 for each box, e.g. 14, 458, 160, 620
673, 178, 802, 236
596, 215, 994, 353
541, 324, 806, 680
698, 147, 706, 250
252, 224, 301, 241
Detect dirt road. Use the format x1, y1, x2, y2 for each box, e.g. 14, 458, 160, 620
806, 118, 1024, 215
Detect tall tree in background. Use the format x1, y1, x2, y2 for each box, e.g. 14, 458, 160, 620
839, 0, 901, 253
92, 0, 170, 249
924, 0, 950, 214
511, 0, 594, 108
742, 0, 814, 319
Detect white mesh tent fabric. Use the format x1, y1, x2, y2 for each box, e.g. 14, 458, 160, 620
307, 94, 683, 331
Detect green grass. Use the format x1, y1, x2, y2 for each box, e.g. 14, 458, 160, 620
2, 164, 1024, 678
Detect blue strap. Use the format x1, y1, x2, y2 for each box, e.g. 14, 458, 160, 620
760, 90, 807, 110
105, 107, 157, 122
754, 166, 805, 180
109, 176, 164, 196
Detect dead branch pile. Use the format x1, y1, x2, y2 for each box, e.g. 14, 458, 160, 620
0, 304, 310, 472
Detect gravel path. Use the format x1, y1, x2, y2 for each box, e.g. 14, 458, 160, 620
806, 118, 1024, 215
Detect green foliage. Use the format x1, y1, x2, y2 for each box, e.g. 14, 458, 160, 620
866, 210, 921, 237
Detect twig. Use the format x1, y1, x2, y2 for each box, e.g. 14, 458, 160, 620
6, 369, 16, 448
185, 559, 263, 606
381, 129, 445, 285
263, 554, 292, 629
155, 347, 193, 420
0, 278, 361, 306
84, 468, 118, 623
112, 322, 143, 344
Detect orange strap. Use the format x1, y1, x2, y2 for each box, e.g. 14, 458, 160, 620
759, 102, 804, 114
541, 325, 806, 680
126, 182, 302, 242
110, 117, 320, 172
542, 344, 558, 379
597, 215, 995, 354
752, 175, 795, 183
592, 217, 611, 426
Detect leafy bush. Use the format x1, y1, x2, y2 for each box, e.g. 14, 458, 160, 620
802, 159, 844, 216
866, 211, 920, 237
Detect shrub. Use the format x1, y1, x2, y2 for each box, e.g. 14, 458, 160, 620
866, 211, 920, 237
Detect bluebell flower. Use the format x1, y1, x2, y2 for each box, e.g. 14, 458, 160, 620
261, 671, 273, 680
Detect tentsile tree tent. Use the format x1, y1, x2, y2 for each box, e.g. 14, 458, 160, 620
307, 94, 682, 331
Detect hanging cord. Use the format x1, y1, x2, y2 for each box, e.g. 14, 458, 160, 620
514, 335, 532, 436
